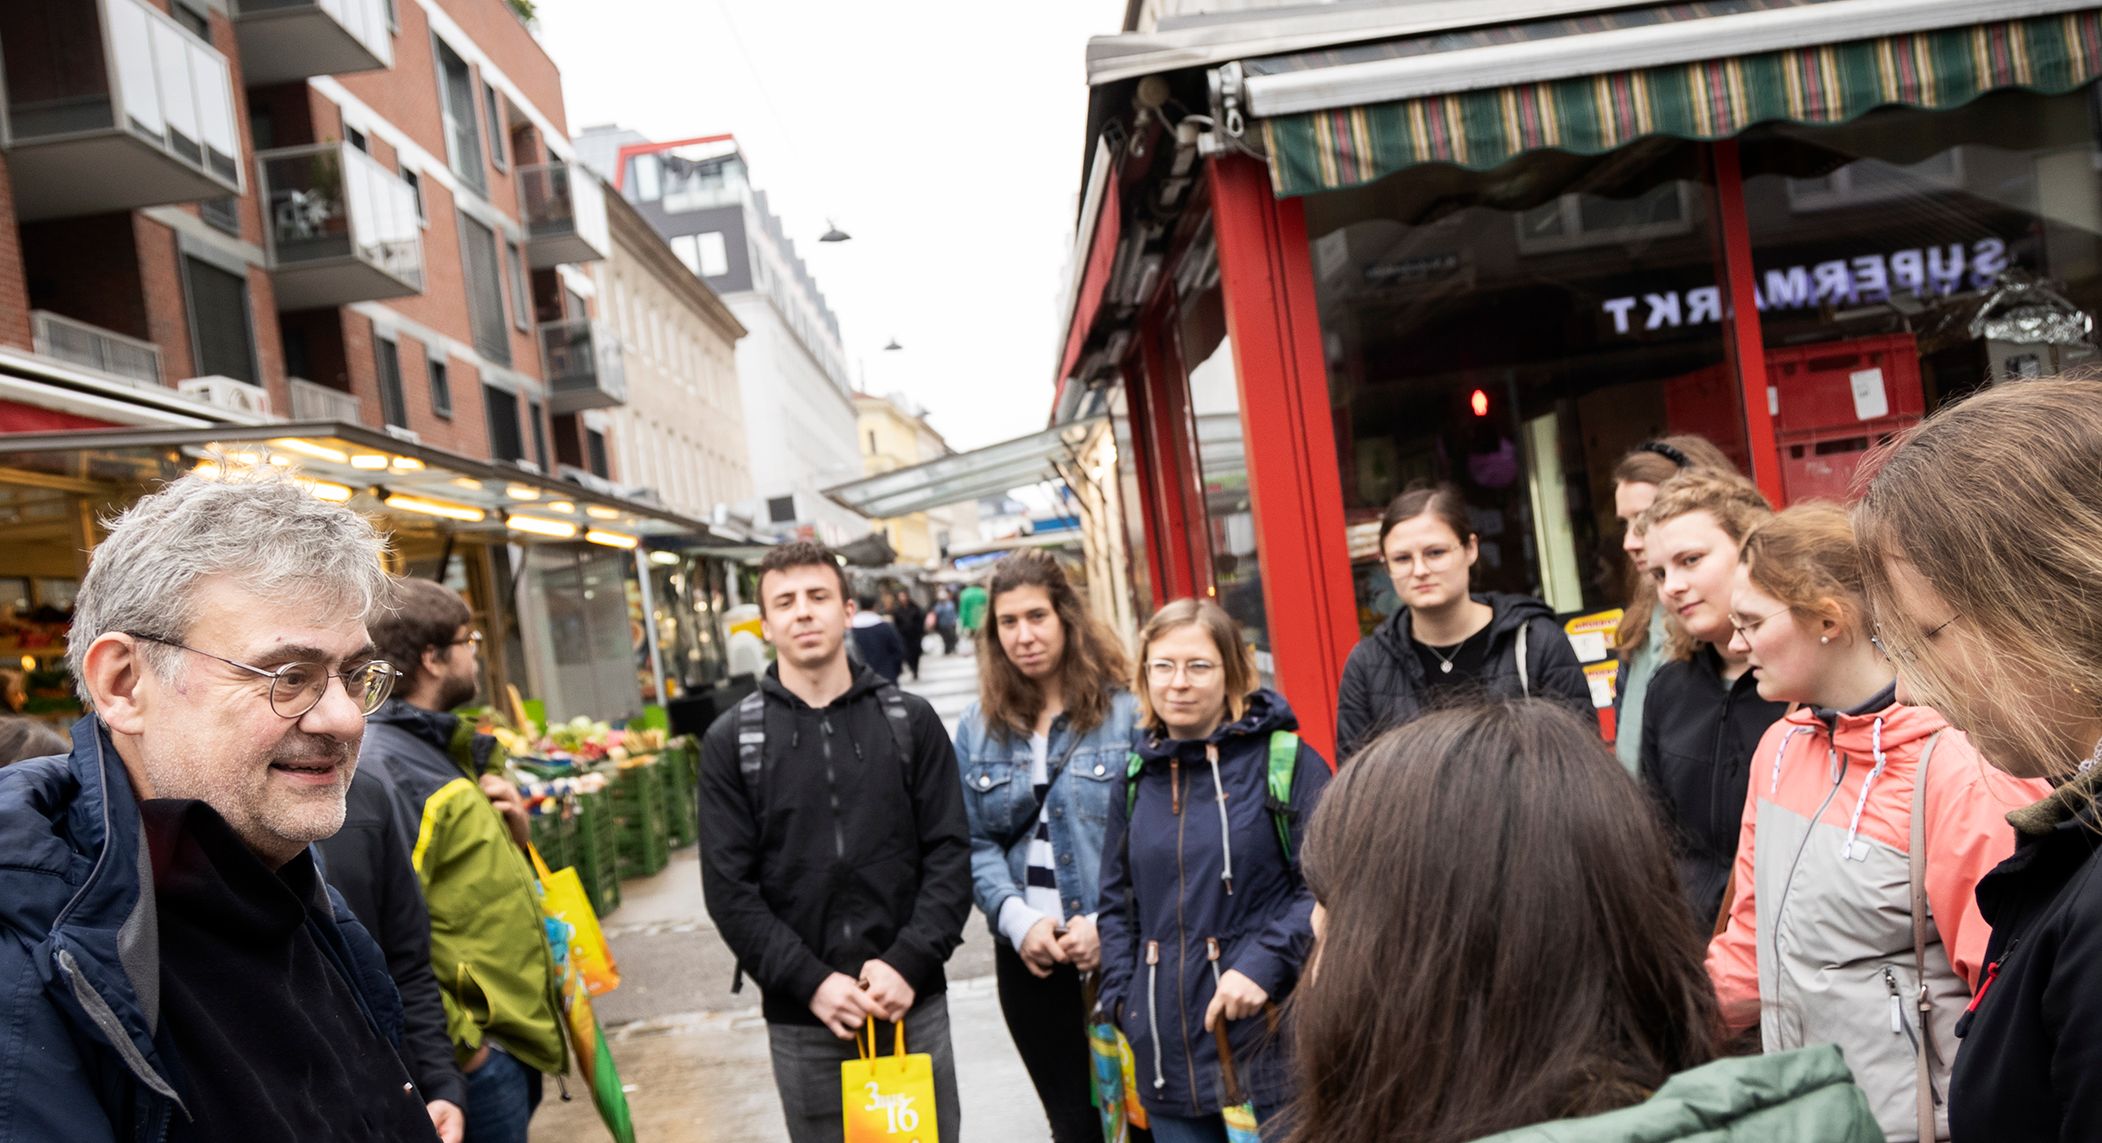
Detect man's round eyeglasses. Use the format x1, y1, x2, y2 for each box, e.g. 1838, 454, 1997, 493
124, 632, 397, 719
445, 630, 484, 648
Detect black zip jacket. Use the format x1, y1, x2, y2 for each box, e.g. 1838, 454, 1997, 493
1335, 591, 1594, 762
316, 769, 469, 1110
1639, 646, 1787, 926
1950, 766, 2102, 1141
697, 663, 972, 1027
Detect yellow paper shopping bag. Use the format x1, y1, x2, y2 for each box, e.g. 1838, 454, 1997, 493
841, 1019, 938, 1143
528, 844, 621, 995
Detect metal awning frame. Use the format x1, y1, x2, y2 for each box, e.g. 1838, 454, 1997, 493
823, 418, 1105, 520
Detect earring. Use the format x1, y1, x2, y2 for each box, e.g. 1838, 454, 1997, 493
1819, 635, 1830, 645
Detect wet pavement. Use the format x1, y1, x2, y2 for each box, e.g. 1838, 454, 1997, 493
532, 642, 1054, 1142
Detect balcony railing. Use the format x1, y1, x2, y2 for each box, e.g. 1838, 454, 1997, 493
258, 142, 424, 309
232, 0, 392, 85
0, 0, 243, 219
517, 162, 611, 268
31, 310, 163, 389
539, 318, 627, 414
288, 376, 363, 423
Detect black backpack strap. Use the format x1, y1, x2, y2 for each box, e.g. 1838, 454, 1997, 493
730, 688, 768, 998
876, 682, 914, 766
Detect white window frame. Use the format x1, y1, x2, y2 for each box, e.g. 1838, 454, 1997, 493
1514, 182, 1696, 255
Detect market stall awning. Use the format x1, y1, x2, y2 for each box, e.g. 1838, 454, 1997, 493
0, 421, 716, 545
1252, 0, 2102, 195
823, 418, 1103, 520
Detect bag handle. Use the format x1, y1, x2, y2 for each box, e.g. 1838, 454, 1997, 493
1212, 1023, 1247, 1108
858, 1018, 908, 1062
527, 842, 554, 883
1911, 729, 1946, 1143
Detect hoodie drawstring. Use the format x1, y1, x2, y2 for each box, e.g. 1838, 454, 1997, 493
1146, 940, 1164, 1091
1206, 743, 1234, 895
1770, 726, 1814, 797
1840, 716, 1891, 862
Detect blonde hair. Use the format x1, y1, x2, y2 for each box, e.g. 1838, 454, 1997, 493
1133, 598, 1256, 736
1613, 436, 1740, 656
1637, 472, 1774, 661
1739, 502, 1867, 637
1855, 378, 2102, 781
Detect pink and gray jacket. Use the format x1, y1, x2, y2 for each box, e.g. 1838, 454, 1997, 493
1706, 693, 2048, 1141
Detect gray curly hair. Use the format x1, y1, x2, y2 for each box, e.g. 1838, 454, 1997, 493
69, 462, 392, 702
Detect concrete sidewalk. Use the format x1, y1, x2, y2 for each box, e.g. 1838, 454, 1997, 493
532, 642, 1053, 1142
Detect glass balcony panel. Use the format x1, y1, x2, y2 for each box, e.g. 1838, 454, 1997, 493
110, 0, 163, 139
539, 318, 627, 413
232, 0, 392, 83
518, 162, 611, 267
260, 142, 423, 308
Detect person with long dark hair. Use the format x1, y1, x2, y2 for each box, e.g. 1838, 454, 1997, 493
1335, 483, 1591, 763
1098, 599, 1330, 1142
954, 550, 1139, 1141
1610, 435, 1737, 774
1287, 701, 1882, 1143
1854, 378, 2102, 1140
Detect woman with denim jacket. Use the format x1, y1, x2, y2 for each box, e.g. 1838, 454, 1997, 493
954, 550, 1140, 1142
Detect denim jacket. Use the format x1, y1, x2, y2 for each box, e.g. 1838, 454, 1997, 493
955, 689, 1140, 941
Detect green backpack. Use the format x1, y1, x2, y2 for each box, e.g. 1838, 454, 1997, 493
1125, 730, 1301, 864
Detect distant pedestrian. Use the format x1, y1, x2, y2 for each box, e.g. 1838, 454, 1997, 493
1609, 435, 1738, 775
0, 466, 441, 1142
1098, 598, 1330, 1140
322, 578, 564, 1143
933, 591, 960, 655
958, 581, 989, 640
697, 540, 971, 1143
1287, 701, 1882, 1143
1854, 378, 2102, 1141
849, 591, 906, 683
1635, 471, 1784, 928
1706, 502, 2044, 1142
954, 551, 1138, 1142
1334, 482, 1591, 763
0, 714, 66, 765
890, 590, 927, 680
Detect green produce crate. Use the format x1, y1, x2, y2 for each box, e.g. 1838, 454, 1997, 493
573, 786, 621, 917
658, 738, 700, 849
527, 805, 577, 874
610, 758, 669, 879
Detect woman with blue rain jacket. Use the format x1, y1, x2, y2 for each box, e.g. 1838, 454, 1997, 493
1097, 598, 1330, 1143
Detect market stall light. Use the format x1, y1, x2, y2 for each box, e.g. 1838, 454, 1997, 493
505, 483, 540, 500
298, 478, 355, 503
547, 500, 576, 514
648, 550, 681, 566
18, 656, 32, 672
584, 529, 638, 549
506, 514, 578, 539
583, 505, 620, 520
390, 457, 425, 472
380, 492, 485, 522
350, 454, 391, 471
267, 438, 350, 464
193, 461, 223, 481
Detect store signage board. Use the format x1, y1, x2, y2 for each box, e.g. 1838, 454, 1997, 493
1599, 236, 2013, 337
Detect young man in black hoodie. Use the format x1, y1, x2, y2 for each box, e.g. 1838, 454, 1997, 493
698, 541, 972, 1143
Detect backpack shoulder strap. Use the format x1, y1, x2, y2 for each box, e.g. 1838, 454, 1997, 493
735, 690, 768, 809
1125, 750, 1145, 815
876, 682, 914, 766
1911, 728, 1947, 1143
1516, 622, 1531, 698
1266, 730, 1300, 865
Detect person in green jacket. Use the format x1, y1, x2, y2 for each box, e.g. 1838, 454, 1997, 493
348, 578, 567, 1143
958, 581, 989, 638
1284, 701, 1883, 1143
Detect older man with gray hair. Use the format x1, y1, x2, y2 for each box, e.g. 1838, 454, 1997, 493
0, 465, 447, 1142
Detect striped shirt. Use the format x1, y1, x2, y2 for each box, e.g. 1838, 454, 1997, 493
997, 732, 1066, 947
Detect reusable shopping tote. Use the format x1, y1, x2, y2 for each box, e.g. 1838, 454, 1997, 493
842, 1019, 939, 1143
1084, 975, 1132, 1141
1213, 1024, 1261, 1143
530, 845, 635, 1143
530, 843, 621, 995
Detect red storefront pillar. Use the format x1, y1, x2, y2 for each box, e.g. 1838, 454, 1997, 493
1711, 141, 1786, 505
1206, 154, 1357, 765
1136, 308, 1211, 601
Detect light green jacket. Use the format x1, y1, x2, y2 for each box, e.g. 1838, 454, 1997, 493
1476, 1046, 1884, 1142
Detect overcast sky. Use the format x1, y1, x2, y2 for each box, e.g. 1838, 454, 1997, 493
534, 0, 1126, 452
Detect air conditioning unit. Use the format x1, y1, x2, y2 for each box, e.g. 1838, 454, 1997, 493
177, 375, 272, 418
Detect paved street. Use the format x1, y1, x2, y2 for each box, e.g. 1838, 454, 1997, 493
532, 637, 1055, 1142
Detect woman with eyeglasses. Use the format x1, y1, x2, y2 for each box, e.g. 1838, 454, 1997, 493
1611, 436, 1739, 774
1096, 599, 1330, 1143
1854, 378, 2102, 1141
1635, 471, 1785, 929
1705, 502, 2045, 1142
1335, 483, 1592, 763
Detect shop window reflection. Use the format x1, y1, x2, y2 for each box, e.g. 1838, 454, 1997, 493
1303, 139, 1745, 636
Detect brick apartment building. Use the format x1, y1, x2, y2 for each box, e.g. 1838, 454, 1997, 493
0, 0, 622, 484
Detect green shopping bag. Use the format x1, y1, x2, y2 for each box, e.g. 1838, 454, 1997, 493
538, 868, 636, 1143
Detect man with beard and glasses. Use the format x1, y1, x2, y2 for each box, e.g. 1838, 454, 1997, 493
324, 578, 564, 1143
0, 466, 441, 1142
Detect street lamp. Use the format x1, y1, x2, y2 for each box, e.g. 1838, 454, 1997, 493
819, 219, 852, 243
883, 338, 903, 351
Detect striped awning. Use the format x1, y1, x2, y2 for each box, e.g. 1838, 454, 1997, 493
1259, 8, 2102, 196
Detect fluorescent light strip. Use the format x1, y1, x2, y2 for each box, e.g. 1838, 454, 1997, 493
383, 493, 486, 522
584, 529, 638, 549
507, 514, 578, 539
